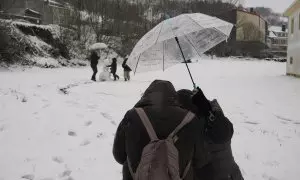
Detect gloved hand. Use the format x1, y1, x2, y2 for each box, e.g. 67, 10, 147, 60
191, 87, 212, 117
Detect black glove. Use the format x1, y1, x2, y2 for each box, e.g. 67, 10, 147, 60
206, 100, 234, 144
192, 87, 212, 117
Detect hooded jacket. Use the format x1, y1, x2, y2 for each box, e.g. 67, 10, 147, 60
177, 89, 244, 180
122, 59, 132, 72
108, 59, 117, 73
113, 80, 205, 180
90, 51, 99, 66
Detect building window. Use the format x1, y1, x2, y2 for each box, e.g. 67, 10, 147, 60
291, 17, 295, 34
290, 57, 293, 64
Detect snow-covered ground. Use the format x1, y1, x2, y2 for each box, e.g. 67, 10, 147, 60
0, 58, 299, 180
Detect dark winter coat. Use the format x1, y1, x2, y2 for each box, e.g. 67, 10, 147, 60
122, 59, 132, 72
195, 141, 244, 180
113, 80, 206, 180
90, 51, 99, 66
177, 89, 243, 180
108, 60, 117, 73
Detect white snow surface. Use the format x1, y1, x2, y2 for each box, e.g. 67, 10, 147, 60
0, 58, 300, 180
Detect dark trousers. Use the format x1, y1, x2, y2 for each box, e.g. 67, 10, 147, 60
112, 72, 119, 81
91, 64, 98, 81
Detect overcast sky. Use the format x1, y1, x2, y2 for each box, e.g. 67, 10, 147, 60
244, 0, 294, 13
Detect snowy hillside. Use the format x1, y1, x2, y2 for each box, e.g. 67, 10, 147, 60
0, 58, 299, 180
0, 20, 121, 67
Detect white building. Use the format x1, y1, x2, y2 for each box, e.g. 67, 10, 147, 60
267, 25, 288, 57
284, 0, 300, 77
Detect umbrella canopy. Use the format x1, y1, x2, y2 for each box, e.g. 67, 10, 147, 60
127, 13, 233, 74
89, 43, 108, 51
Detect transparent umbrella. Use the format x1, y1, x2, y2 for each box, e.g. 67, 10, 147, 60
127, 13, 233, 87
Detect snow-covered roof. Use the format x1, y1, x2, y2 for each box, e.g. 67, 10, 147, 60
280, 16, 288, 22
44, 0, 68, 9
269, 31, 277, 38
269, 26, 288, 33
25, 8, 41, 15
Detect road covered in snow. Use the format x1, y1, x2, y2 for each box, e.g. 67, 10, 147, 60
0, 58, 299, 180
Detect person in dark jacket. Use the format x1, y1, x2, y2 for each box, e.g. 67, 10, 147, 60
90, 51, 100, 81
122, 58, 132, 81
113, 80, 206, 180
107, 58, 120, 81
177, 88, 244, 180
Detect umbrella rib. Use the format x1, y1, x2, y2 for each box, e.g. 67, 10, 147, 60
134, 54, 142, 75
185, 14, 205, 30
185, 15, 229, 38
155, 22, 164, 45
163, 41, 165, 71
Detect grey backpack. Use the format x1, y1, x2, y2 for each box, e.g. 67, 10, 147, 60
128, 108, 195, 180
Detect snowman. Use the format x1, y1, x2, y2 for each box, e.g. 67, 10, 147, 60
99, 59, 111, 81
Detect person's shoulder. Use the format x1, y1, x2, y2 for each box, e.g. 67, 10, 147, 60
124, 108, 139, 119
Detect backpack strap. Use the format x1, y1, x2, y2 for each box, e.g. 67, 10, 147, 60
127, 157, 135, 179
135, 108, 159, 141
168, 111, 195, 139
181, 159, 192, 180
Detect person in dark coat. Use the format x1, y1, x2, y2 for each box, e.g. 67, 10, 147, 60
107, 58, 120, 81
113, 80, 206, 180
90, 51, 100, 81
177, 88, 244, 180
122, 58, 132, 81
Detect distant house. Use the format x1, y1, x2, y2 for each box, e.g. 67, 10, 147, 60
0, 0, 72, 25
266, 25, 288, 58
215, 8, 268, 57
284, 0, 300, 77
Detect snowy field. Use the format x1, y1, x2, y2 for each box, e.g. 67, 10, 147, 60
0, 59, 299, 180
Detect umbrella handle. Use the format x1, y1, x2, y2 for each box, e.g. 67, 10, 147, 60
175, 37, 196, 88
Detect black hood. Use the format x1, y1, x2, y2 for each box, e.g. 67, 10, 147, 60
135, 80, 179, 107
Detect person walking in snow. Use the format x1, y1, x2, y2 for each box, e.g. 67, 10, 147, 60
113, 80, 206, 180
177, 88, 244, 180
89, 51, 100, 81
122, 58, 132, 81
107, 58, 119, 81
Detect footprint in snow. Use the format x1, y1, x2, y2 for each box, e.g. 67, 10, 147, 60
244, 153, 251, 160
97, 132, 104, 138
87, 104, 98, 110
101, 112, 112, 120
255, 101, 263, 105
85, 121, 92, 126
263, 161, 280, 167
262, 173, 278, 180
275, 115, 293, 122
21, 174, 35, 180
0, 124, 7, 132
68, 131, 77, 137
60, 170, 72, 178
244, 121, 259, 125
42, 104, 50, 109
80, 140, 91, 146
111, 121, 117, 126
64, 177, 74, 180
52, 156, 64, 164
